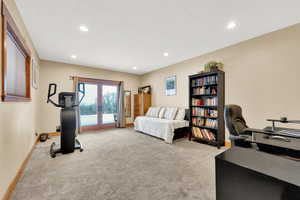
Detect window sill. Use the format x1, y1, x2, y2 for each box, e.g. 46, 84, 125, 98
1, 95, 31, 102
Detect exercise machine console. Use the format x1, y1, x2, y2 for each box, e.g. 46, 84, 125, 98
47, 83, 85, 158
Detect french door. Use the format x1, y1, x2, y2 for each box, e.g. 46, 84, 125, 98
79, 78, 119, 132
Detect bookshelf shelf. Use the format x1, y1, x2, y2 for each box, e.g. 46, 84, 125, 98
193, 138, 217, 145
193, 125, 218, 130
192, 94, 217, 97
191, 105, 218, 108
192, 116, 218, 119
189, 70, 225, 149
191, 83, 218, 88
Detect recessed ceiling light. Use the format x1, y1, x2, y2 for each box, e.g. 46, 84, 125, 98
79, 25, 89, 32
227, 21, 237, 30
133, 67, 137, 70
71, 54, 77, 59
163, 52, 169, 57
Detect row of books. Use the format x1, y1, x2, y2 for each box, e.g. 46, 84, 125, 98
192, 117, 218, 128
192, 86, 217, 95
191, 75, 218, 87
192, 127, 216, 141
191, 107, 218, 117
192, 97, 218, 106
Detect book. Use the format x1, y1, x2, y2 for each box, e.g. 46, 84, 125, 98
192, 127, 216, 141
192, 86, 218, 95
192, 97, 218, 106
192, 117, 218, 128
191, 75, 218, 87
191, 107, 218, 117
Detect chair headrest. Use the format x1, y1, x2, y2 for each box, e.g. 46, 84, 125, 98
225, 105, 244, 119
224, 105, 248, 136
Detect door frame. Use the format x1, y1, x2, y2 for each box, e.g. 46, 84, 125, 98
78, 77, 120, 132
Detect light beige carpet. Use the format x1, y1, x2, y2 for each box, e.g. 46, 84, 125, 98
12, 128, 225, 200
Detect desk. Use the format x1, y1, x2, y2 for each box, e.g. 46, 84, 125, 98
215, 147, 300, 200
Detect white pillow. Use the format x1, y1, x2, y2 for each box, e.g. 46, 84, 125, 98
163, 107, 178, 120
175, 108, 186, 120
146, 107, 153, 117
152, 107, 161, 117
146, 107, 160, 118
158, 107, 166, 118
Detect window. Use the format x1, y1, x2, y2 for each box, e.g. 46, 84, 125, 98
1, 3, 31, 101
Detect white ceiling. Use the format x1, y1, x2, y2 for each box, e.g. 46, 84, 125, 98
16, 0, 300, 74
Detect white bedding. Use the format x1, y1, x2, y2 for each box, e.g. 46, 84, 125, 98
134, 116, 189, 143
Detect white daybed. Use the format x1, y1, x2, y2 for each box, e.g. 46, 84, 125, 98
134, 107, 189, 143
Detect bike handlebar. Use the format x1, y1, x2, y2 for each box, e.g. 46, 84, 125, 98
47, 83, 61, 107
78, 83, 85, 104
47, 82, 85, 107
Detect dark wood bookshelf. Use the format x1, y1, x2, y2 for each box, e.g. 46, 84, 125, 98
189, 70, 225, 149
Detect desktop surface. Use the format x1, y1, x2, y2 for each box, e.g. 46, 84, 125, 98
215, 147, 300, 200
216, 147, 300, 186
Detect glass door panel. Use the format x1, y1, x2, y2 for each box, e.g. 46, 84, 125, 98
78, 79, 119, 132
80, 84, 98, 126
102, 85, 118, 124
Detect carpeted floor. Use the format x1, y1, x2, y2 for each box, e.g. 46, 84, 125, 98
12, 128, 225, 200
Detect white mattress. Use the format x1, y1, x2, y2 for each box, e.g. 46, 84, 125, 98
134, 116, 189, 143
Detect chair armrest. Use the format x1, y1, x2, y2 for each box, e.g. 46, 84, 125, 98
229, 135, 250, 140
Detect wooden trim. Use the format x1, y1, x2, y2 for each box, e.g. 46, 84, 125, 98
2, 3, 30, 51
0, 94, 31, 102
48, 132, 60, 136
1, 1, 31, 102
2, 135, 39, 200
81, 124, 116, 132
1, 1, 6, 102
126, 123, 134, 127
77, 77, 120, 132
225, 141, 231, 148
77, 77, 120, 85
2, 3, 30, 54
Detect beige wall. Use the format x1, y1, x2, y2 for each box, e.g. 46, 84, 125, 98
38, 61, 141, 133
2, 1, 300, 198
141, 23, 300, 141
0, 0, 40, 199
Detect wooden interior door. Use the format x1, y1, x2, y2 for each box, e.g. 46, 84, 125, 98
142, 94, 151, 114
134, 94, 140, 119
133, 93, 151, 119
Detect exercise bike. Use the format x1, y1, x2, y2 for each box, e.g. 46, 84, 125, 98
47, 83, 85, 158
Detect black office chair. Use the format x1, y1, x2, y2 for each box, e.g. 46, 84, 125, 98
224, 105, 252, 147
